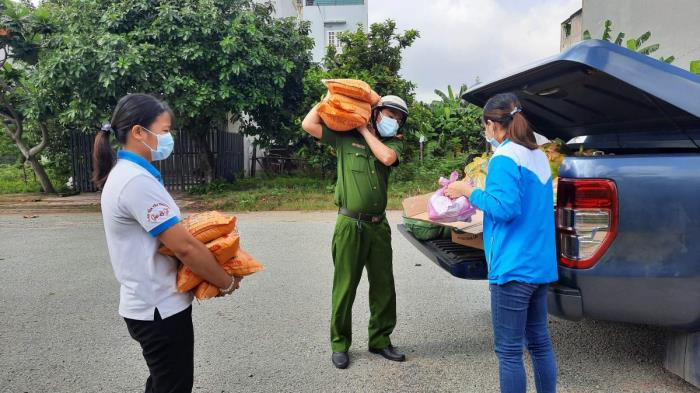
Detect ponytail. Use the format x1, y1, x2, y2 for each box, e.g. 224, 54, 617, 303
507, 111, 537, 150
92, 124, 116, 189
483, 92, 538, 150
91, 94, 174, 189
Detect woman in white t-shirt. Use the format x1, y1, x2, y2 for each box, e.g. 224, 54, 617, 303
93, 93, 241, 393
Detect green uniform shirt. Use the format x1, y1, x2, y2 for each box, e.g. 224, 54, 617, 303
321, 126, 404, 215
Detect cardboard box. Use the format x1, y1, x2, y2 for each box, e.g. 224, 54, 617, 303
451, 231, 484, 250
402, 192, 484, 235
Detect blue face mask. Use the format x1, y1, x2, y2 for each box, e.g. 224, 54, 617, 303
483, 122, 500, 149
486, 136, 500, 149
377, 116, 399, 138
141, 127, 175, 161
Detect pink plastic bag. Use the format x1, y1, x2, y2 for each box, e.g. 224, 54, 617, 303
427, 171, 477, 222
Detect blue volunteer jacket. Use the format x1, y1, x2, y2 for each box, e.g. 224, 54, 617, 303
469, 140, 558, 285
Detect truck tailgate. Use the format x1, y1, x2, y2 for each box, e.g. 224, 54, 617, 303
397, 224, 487, 280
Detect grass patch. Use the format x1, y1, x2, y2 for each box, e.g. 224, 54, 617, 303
189, 176, 336, 211
188, 173, 444, 212
0, 164, 44, 194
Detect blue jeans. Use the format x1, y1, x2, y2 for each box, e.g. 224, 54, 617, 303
490, 282, 557, 393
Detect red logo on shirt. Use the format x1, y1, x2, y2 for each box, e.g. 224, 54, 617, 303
147, 203, 171, 223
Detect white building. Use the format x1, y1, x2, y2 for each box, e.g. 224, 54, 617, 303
271, 0, 303, 18
561, 0, 700, 71
302, 0, 369, 63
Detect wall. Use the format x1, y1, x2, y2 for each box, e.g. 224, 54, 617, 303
581, 0, 700, 70
272, 0, 301, 18
560, 9, 583, 52
303, 2, 368, 62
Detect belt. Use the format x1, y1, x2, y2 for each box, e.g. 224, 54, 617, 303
338, 208, 385, 224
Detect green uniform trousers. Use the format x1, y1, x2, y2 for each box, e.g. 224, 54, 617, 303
330, 214, 396, 353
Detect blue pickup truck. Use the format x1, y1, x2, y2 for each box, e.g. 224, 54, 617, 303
399, 39, 700, 386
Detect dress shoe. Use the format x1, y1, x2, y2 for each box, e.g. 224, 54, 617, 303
369, 345, 406, 362
332, 352, 349, 369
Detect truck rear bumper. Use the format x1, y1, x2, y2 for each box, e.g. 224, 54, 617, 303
547, 283, 583, 321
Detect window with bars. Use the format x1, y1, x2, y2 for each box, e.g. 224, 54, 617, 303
327, 30, 343, 52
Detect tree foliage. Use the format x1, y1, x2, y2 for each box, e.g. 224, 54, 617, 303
33, 0, 314, 181
0, 0, 57, 193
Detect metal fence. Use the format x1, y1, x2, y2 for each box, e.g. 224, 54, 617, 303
70, 129, 244, 192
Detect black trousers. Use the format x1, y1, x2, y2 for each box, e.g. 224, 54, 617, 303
124, 306, 194, 393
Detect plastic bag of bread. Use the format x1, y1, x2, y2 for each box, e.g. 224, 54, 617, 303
193, 281, 220, 300
323, 79, 381, 105
318, 100, 368, 131
161, 232, 240, 263
193, 248, 264, 300
327, 93, 371, 119
464, 153, 490, 189
183, 211, 235, 243
173, 233, 242, 292
221, 249, 263, 277
176, 263, 204, 292
159, 211, 236, 256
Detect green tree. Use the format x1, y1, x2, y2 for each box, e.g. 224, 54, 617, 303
322, 20, 419, 102
429, 84, 483, 157
0, 0, 56, 193
34, 0, 313, 182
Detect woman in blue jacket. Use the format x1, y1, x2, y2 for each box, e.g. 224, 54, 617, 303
446, 92, 558, 393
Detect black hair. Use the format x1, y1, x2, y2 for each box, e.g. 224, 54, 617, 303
483, 92, 537, 150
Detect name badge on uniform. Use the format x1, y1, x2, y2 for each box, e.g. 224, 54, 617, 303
351, 143, 367, 150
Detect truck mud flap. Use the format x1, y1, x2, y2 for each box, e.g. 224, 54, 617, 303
548, 283, 583, 321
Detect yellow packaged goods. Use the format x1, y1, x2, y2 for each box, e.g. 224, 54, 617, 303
323, 79, 381, 105
173, 233, 241, 292
326, 93, 372, 119
193, 281, 220, 300
540, 139, 568, 179
464, 153, 490, 189
192, 248, 264, 300
318, 100, 368, 131
153, 212, 236, 257
207, 233, 241, 263
183, 211, 236, 243
176, 263, 203, 293
160, 231, 240, 261
222, 249, 264, 277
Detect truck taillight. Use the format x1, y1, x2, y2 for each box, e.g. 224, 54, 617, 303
556, 178, 618, 269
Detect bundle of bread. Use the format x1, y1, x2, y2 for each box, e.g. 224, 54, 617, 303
159, 211, 263, 300
317, 79, 381, 131
463, 153, 490, 189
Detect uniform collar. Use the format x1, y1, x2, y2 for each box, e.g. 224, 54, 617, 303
117, 150, 163, 184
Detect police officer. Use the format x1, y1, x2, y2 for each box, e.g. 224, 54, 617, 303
302, 95, 409, 369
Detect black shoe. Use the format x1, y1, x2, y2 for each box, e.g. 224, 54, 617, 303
369, 345, 406, 362
332, 352, 349, 369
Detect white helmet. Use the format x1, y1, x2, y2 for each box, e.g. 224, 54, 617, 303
372, 95, 409, 131
377, 95, 409, 118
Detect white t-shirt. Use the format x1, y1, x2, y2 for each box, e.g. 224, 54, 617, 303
101, 150, 192, 321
